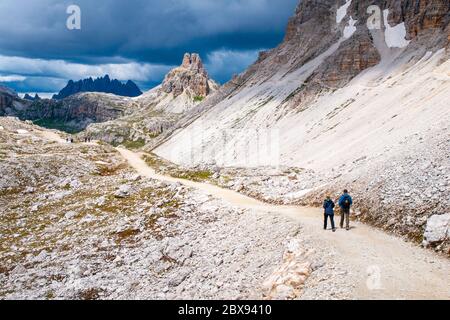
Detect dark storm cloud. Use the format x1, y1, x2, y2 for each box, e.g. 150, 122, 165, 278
0, 0, 298, 93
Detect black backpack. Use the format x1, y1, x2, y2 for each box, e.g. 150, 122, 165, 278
343, 197, 351, 209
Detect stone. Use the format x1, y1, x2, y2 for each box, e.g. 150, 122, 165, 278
95, 196, 106, 206
24, 186, 35, 194
423, 214, 450, 244
115, 185, 132, 198
65, 211, 77, 220
35, 250, 48, 263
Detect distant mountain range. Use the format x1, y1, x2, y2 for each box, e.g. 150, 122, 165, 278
23, 93, 41, 101
52, 75, 142, 99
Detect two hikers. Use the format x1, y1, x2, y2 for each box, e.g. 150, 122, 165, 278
323, 189, 353, 232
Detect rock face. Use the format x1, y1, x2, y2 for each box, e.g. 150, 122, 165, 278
383, 0, 449, 38
0, 87, 30, 117
15, 93, 132, 132
53, 75, 142, 100
161, 53, 217, 99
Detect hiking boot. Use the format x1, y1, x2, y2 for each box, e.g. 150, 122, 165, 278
332, 228, 336, 232
346, 227, 350, 231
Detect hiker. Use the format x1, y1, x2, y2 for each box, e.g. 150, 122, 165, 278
323, 196, 336, 232
339, 189, 353, 230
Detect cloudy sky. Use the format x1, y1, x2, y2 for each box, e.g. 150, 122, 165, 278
0, 0, 298, 96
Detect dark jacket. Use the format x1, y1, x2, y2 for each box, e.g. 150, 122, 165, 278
323, 199, 335, 215
339, 194, 353, 209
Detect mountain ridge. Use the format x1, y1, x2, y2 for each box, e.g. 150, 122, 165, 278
52, 75, 143, 100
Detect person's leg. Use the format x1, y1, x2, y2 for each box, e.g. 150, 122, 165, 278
340, 209, 345, 229
324, 214, 328, 230
345, 209, 350, 229
330, 215, 335, 230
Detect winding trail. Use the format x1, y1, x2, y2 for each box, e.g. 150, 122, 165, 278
117, 147, 450, 300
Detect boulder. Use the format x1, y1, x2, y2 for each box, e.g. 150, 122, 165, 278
423, 213, 450, 245
115, 185, 132, 198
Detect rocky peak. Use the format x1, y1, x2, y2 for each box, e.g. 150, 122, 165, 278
161, 53, 216, 98
181, 53, 206, 74
23, 93, 41, 101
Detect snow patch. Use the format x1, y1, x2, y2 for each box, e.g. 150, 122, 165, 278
343, 16, 357, 39
336, 0, 352, 24
383, 9, 410, 48
16, 129, 29, 135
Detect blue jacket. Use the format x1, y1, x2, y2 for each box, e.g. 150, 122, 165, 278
323, 199, 335, 215
339, 194, 353, 209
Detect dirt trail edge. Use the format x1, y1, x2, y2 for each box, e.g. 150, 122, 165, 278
115, 147, 449, 300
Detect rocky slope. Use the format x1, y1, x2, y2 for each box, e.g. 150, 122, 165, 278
53, 75, 142, 100
154, 0, 450, 251
0, 117, 337, 300
82, 53, 218, 146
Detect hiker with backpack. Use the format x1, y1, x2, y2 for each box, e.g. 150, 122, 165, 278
323, 196, 337, 232
339, 189, 353, 230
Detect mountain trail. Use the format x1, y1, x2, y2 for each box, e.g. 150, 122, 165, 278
117, 147, 450, 300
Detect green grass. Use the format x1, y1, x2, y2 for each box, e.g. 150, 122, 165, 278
148, 132, 161, 138
171, 170, 213, 182
143, 153, 171, 169
143, 152, 215, 183
33, 118, 81, 134
121, 139, 146, 150
193, 95, 205, 102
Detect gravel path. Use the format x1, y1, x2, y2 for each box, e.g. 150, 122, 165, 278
118, 147, 450, 300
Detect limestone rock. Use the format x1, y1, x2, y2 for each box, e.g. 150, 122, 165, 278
423, 213, 450, 245
263, 239, 312, 300
162, 53, 218, 98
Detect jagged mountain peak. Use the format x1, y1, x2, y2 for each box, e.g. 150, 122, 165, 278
161, 53, 217, 99
23, 93, 41, 101
53, 75, 143, 100
181, 53, 207, 74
